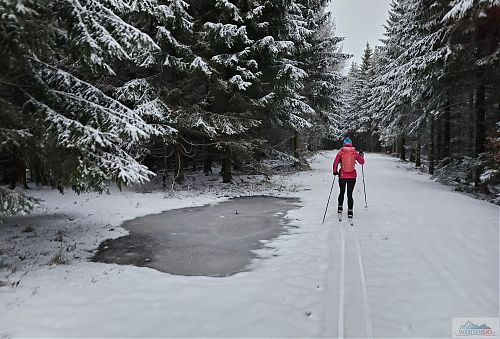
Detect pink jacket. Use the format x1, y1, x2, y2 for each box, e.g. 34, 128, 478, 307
333, 143, 365, 179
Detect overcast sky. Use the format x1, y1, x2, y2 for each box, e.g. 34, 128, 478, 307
329, 0, 392, 65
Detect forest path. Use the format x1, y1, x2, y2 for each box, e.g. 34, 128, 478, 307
316, 152, 498, 337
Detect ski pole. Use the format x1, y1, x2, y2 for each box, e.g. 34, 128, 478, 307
361, 165, 368, 208
322, 176, 336, 224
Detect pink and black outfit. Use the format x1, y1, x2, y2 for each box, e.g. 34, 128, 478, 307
332, 138, 365, 217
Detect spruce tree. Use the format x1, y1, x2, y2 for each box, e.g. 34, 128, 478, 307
184, 0, 262, 182
0, 0, 187, 214
299, 0, 349, 148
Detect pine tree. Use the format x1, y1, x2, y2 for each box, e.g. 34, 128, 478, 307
0, 0, 55, 214
245, 0, 347, 161
343, 62, 361, 132
369, 0, 410, 153
298, 0, 349, 149
363, 0, 499, 195
351, 44, 373, 137
369, 0, 448, 160
111, 0, 200, 184
0, 0, 189, 214
443, 0, 500, 186
182, 0, 262, 182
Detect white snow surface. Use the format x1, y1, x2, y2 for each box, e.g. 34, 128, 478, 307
0, 152, 498, 338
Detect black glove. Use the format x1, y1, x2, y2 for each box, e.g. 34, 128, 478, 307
333, 171, 339, 176
359, 150, 364, 157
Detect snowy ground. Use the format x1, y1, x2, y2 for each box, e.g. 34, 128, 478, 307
0, 152, 498, 338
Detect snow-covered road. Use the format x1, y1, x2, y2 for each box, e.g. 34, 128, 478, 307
0, 152, 498, 338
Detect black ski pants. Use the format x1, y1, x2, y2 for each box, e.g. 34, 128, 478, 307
338, 178, 356, 210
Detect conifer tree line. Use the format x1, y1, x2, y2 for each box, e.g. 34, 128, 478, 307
0, 0, 349, 215
343, 0, 500, 194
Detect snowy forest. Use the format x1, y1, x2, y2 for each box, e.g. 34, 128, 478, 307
343, 0, 500, 195
1, 0, 500, 216
0, 0, 349, 215
0, 1, 499, 337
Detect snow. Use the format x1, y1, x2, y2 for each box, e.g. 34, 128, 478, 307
190, 56, 212, 75
277, 63, 308, 85
115, 78, 155, 103
0, 152, 498, 337
204, 22, 252, 48
215, 0, 243, 22
444, 0, 500, 20
229, 75, 252, 90
481, 169, 498, 182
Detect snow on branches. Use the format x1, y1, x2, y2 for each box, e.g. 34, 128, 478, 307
179, 109, 260, 138
190, 57, 212, 75
444, 0, 500, 20
27, 59, 162, 189
0, 0, 349, 214
216, 0, 243, 22
63, 0, 161, 74
0, 187, 38, 217
203, 23, 252, 48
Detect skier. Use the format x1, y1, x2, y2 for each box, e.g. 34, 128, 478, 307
333, 137, 365, 221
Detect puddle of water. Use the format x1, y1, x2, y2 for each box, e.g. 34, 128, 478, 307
92, 196, 300, 277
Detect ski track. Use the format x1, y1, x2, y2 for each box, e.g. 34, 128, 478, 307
338, 223, 345, 339
336, 219, 374, 339
352, 225, 374, 338
319, 184, 341, 338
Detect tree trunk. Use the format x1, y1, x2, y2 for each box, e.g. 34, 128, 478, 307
468, 92, 475, 155
203, 158, 212, 175
222, 152, 232, 183
162, 143, 168, 188
293, 130, 300, 166
435, 114, 443, 162
409, 136, 416, 163
429, 115, 435, 175
443, 95, 451, 158
475, 79, 486, 156
203, 137, 212, 175
400, 135, 406, 161
474, 76, 486, 187
416, 129, 421, 168
174, 144, 184, 183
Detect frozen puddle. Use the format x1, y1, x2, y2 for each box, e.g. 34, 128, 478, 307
92, 196, 300, 277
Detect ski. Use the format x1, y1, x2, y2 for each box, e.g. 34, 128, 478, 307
348, 217, 354, 226
338, 212, 342, 222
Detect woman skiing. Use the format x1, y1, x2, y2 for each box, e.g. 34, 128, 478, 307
333, 137, 365, 221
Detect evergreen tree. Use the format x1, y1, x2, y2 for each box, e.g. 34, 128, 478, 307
183, 0, 262, 182
350, 44, 373, 136
299, 0, 349, 148
360, 0, 499, 194
0, 0, 185, 214
0, 0, 53, 214
0, 0, 354, 214
443, 0, 500, 185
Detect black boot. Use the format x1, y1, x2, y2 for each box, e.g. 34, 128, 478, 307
348, 209, 353, 218
337, 205, 343, 214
